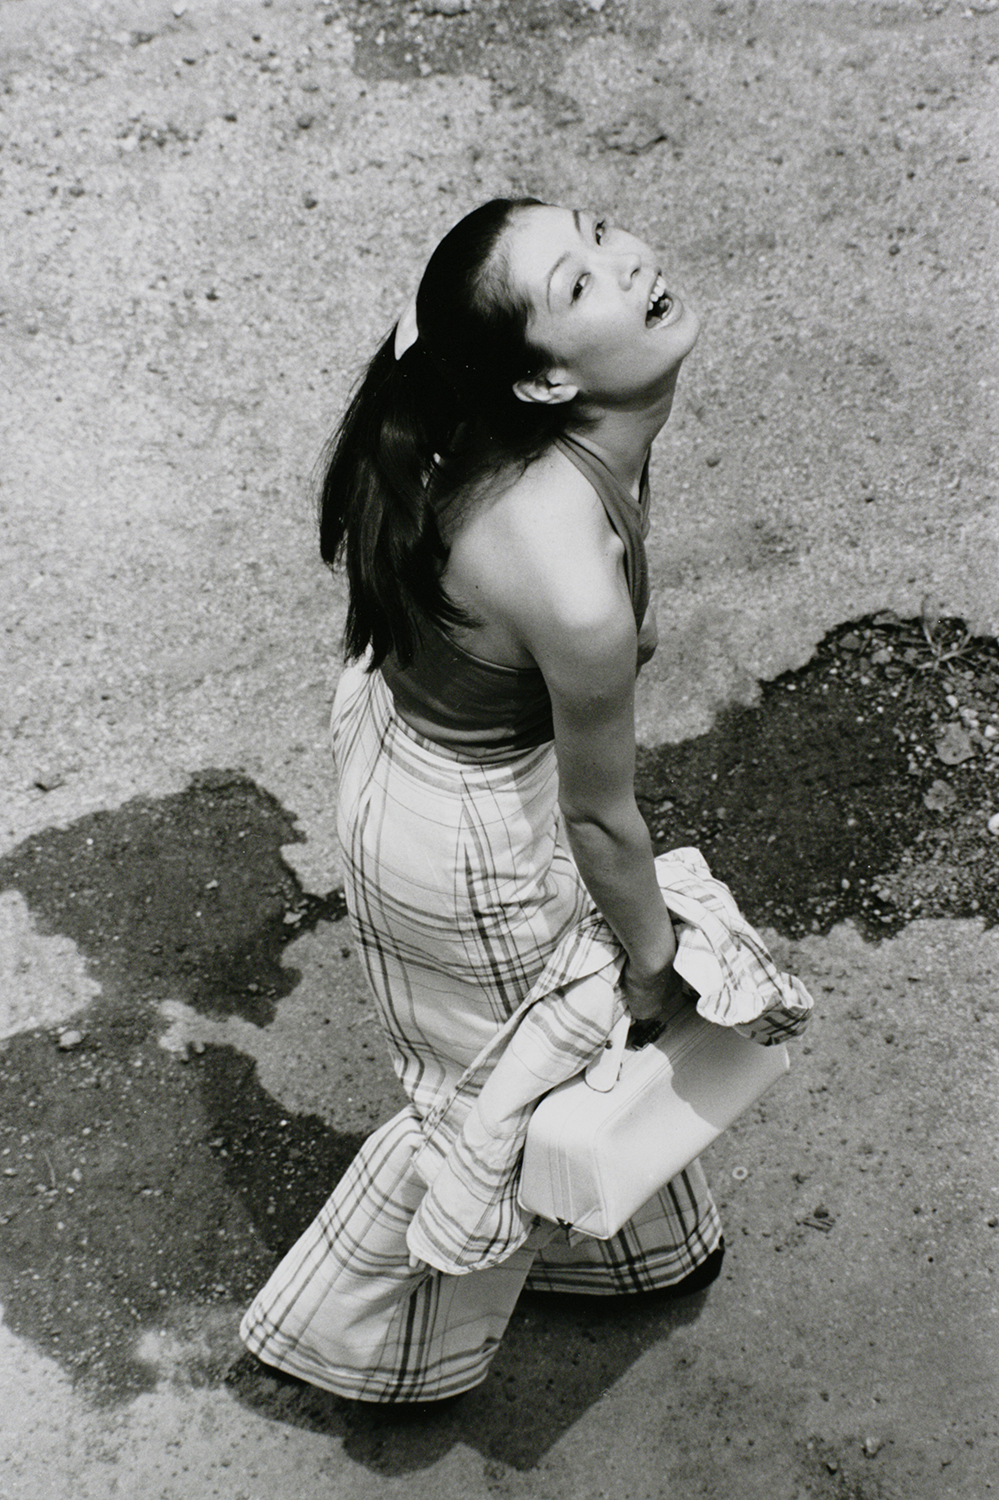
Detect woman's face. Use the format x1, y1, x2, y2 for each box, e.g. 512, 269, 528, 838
500, 204, 700, 408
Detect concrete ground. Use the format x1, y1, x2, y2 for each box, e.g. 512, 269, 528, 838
1, 1, 997, 1497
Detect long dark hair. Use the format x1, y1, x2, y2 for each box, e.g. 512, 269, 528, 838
319, 198, 578, 668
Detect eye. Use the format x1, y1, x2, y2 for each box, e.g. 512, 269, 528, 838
571, 273, 589, 301
594, 218, 608, 243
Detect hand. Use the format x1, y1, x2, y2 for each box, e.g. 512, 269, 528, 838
620, 954, 685, 1023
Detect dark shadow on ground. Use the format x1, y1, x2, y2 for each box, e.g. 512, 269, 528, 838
226, 1281, 711, 1474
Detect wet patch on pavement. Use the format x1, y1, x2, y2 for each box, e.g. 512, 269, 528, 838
0, 771, 363, 1401
0, 769, 345, 1030
637, 613, 999, 939
0, 1028, 363, 1402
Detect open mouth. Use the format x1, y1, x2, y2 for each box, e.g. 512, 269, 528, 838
646, 271, 674, 326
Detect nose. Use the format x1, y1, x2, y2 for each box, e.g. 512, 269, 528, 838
615, 250, 642, 289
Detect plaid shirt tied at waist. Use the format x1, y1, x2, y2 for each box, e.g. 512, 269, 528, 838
406, 847, 814, 1276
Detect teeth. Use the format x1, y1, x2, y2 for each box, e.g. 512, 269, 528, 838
646, 273, 673, 324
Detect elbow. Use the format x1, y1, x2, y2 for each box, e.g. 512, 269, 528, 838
559, 802, 600, 838
558, 794, 640, 843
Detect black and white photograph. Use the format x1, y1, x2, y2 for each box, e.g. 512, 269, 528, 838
1, 1, 996, 1496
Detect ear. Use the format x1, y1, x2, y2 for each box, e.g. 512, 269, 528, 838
512, 371, 579, 406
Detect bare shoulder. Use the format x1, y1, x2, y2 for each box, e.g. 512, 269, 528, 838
448, 444, 628, 636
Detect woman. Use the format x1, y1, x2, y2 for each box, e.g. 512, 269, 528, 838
240, 198, 723, 1403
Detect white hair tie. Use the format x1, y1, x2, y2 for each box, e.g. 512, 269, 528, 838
393, 293, 419, 360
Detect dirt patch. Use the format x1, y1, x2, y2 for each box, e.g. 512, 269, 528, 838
637, 613, 999, 939
342, 0, 614, 94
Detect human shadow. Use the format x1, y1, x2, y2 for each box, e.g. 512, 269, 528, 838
227, 1276, 712, 1474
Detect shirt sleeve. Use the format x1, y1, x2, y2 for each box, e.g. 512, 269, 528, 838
406, 967, 624, 1275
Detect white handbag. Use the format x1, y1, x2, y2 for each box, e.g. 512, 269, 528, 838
517, 982, 790, 1240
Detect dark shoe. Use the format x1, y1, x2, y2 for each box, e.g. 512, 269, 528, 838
658, 1238, 725, 1298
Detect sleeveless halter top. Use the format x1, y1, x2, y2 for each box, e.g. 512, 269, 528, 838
379, 434, 651, 760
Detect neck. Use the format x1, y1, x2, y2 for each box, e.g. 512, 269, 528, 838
566, 368, 681, 495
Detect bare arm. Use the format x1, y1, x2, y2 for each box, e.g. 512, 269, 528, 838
446, 452, 677, 1018
474, 467, 675, 1019
530, 596, 677, 1018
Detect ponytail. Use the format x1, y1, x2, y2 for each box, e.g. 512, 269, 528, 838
318, 198, 574, 669
319, 333, 470, 668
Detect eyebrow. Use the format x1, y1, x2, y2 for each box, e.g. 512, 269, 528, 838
545, 209, 583, 310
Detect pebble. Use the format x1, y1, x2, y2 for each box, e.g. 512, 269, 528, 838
863, 1435, 884, 1457
57, 1030, 84, 1050
922, 779, 956, 812
987, 813, 999, 836
935, 723, 975, 764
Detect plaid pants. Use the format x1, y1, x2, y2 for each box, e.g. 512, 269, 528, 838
239, 664, 721, 1402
